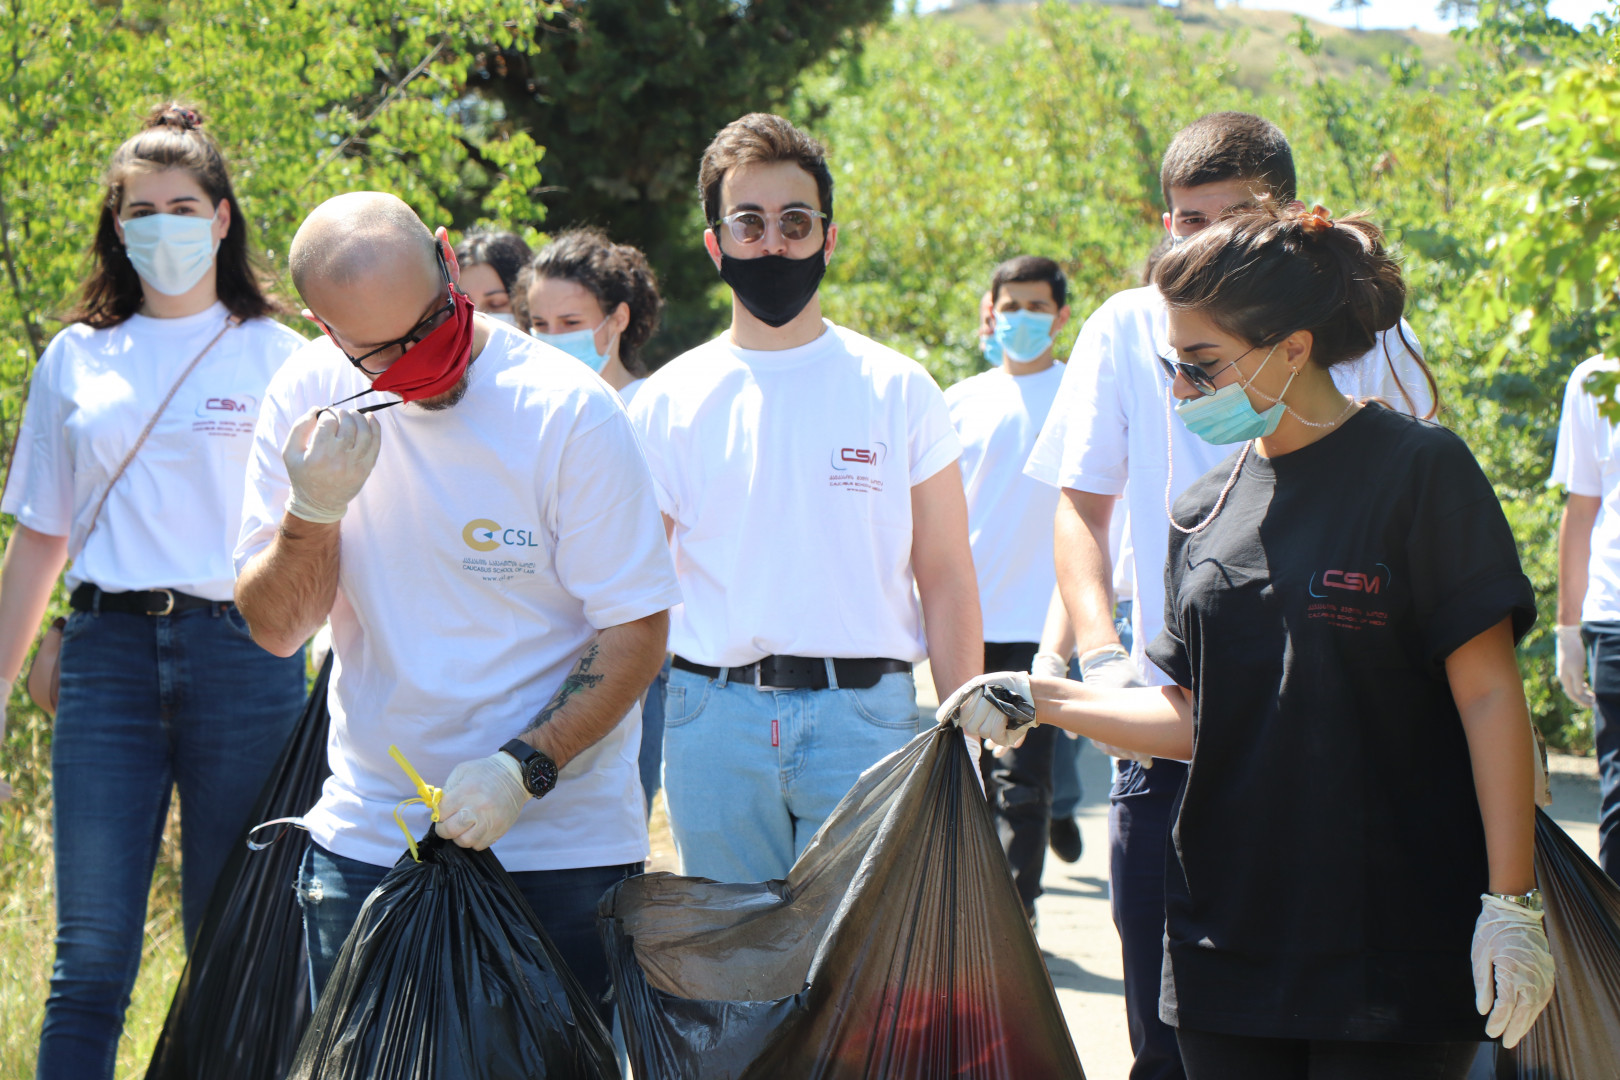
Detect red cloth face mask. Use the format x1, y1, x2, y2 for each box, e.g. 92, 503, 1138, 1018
370, 285, 475, 402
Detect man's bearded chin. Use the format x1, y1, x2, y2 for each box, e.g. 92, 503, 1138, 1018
407, 365, 473, 412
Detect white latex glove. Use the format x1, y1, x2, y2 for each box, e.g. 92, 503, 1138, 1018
1472, 893, 1556, 1048
282, 406, 382, 524
1031, 652, 1078, 740
1554, 625, 1595, 708
435, 751, 529, 851
1078, 644, 1154, 767
937, 671, 1036, 749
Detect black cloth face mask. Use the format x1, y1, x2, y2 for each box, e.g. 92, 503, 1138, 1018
718, 249, 828, 328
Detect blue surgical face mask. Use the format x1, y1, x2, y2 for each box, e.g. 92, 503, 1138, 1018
536, 318, 613, 373
992, 309, 1055, 363
1172, 343, 1295, 445
120, 207, 221, 296
979, 333, 1003, 366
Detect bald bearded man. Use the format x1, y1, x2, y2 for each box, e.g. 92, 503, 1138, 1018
234, 193, 680, 1013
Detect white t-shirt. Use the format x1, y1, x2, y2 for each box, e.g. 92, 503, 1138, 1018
617, 377, 646, 407
235, 321, 682, 871
1024, 285, 1431, 685
628, 321, 961, 666
945, 363, 1065, 643
3, 304, 305, 601
1551, 355, 1620, 622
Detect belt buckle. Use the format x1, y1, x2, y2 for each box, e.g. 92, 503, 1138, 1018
754, 660, 767, 691
150, 589, 175, 616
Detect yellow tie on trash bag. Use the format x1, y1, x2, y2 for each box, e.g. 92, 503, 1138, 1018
389, 745, 441, 863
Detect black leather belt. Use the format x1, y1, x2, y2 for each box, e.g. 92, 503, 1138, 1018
672, 654, 911, 691
70, 584, 227, 616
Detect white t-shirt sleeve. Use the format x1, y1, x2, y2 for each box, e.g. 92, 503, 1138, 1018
1025, 310, 1129, 494
1, 339, 73, 536
626, 390, 678, 519
908, 369, 962, 486
549, 405, 682, 629
233, 364, 305, 576
1335, 320, 1433, 418
1551, 358, 1610, 497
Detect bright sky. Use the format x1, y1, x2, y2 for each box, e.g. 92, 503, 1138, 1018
908, 0, 1610, 37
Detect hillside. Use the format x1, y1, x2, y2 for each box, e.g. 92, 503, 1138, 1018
937, 0, 1466, 91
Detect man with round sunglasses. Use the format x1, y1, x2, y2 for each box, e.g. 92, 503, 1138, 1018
1024, 112, 1432, 1080
627, 113, 982, 884
233, 192, 682, 1017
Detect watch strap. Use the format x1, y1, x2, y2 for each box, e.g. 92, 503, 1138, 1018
1487, 889, 1544, 912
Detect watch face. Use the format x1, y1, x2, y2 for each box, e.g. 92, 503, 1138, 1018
523, 753, 558, 797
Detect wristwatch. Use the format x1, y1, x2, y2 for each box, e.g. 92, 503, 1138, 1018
1488, 889, 1544, 912
499, 739, 559, 799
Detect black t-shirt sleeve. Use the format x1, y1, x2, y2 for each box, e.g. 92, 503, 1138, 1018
1148, 508, 1195, 688
1405, 428, 1536, 666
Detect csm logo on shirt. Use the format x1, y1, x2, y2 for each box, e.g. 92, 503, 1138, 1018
462, 519, 539, 552
1309, 565, 1390, 596
195, 395, 258, 416
830, 443, 887, 470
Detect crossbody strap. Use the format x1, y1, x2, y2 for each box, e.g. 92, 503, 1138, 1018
77, 315, 240, 547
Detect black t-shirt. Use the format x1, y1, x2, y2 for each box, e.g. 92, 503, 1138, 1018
1146, 405, 1535, 1043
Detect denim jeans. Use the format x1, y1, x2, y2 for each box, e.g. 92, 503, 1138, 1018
1052, 599, 1133, 818
296, 842, 639, 1027
36, 605, 305, 1080
1582, 621, 1620, 878
639, 657, 671, 816
661, 667, 922, 882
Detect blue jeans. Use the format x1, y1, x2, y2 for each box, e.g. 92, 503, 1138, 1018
661, 667, 922, 882
1582, 622, 1620, 878
1053, 600, 1133, 818
296, 843, 639, 1026
36, 605, 305, 1080
640, 657, 671, 815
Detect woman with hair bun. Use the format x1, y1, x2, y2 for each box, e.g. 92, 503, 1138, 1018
940, 202, 1553, 1077
0, 103, 307, 1079
521, 227, 666, 405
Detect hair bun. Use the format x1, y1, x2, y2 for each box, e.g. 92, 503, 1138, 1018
144, 102, 205, 133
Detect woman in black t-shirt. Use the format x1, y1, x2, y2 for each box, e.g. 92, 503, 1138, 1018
939, 202, 1554, 1079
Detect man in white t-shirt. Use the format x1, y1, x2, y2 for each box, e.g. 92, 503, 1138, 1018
945, 254, 1070, 921
1022, 112, 1433, 1080
1551, 356, 1620, 879
233, 192, 680, 1019
628, 113, 981, 883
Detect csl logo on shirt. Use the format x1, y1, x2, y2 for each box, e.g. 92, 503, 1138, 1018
829, 443, 888, 471
462, 519, 539, 552
1307, 563, 1392, 631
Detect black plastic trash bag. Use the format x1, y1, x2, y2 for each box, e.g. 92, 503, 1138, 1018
286, 829, 619, 1080
145, 653, 334, 1080
1496, 808, 1620, 1079
601, 724, 1085, 1079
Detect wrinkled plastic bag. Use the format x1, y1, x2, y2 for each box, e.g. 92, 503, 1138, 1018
600, 724, 1085, 1079
287, 828, 619, 1080
1496, 809, 1620, 1079
145, 654, 334, 1080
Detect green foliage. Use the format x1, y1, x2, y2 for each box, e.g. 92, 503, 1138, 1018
475, 0, 894, 360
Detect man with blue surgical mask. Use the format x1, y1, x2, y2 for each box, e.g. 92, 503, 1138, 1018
945, 255, 1071, 925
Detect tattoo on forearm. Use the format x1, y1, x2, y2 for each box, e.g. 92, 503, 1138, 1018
524, 642, 604, 732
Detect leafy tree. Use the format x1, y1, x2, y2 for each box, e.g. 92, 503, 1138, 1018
1437, 0, 1481, 27
474, 0, 894, 358
1331, 0, 1371, 31
0, 0, 556, 807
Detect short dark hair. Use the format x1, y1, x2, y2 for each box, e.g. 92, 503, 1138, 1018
522, 227, 666, 375
1160, 112, 1296, 208
454, 229, 532, 295
698, 113, 833, 231
990, 255, 1067, 309
1153, 200, 1436, 417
